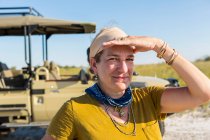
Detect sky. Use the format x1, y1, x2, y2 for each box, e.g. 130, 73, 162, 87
0, 0, 210, 68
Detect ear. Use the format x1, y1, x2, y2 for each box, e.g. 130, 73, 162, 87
90, 58, 97, 74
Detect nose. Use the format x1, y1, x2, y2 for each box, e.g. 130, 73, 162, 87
117, 60, 128, 73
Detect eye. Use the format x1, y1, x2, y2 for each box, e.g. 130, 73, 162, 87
126, 58, 134, 61
108, 57, 118, 61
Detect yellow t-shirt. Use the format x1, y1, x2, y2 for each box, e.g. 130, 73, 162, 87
47, 86, 166, 140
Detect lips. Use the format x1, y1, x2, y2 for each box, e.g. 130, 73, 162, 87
112, 76, 130, 80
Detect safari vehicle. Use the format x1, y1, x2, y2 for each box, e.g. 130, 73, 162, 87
0, 7, 96, 128
0, 7, 177, 138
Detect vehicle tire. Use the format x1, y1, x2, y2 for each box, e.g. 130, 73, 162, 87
158, 120, 165, 136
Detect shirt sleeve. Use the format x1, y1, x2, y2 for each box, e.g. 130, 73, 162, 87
148, 86, 166, 120
47, 100, 76, 140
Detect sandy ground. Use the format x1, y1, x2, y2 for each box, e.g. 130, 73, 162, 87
163, 105, 210, 140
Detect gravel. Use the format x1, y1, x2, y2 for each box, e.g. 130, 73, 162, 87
163, 105, 210, 140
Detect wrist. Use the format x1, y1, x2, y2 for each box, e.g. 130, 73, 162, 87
153, 39, 165, 53
154, 40, 179, 65
161, 45, 178, 65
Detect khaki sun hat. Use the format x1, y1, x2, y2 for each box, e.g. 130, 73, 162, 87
89, 27, 128, 59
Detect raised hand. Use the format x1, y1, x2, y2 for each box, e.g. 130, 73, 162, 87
102, 36, 164, 53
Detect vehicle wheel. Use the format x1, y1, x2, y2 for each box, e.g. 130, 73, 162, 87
158, 120, 165, 136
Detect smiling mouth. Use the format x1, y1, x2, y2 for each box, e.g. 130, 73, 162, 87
113, 76, 129, 80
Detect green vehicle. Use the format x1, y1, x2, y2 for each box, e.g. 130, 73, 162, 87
0, 7, 177, 139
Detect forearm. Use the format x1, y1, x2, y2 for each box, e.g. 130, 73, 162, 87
154, 42, 210, 104
103, 35, 210, 111
171, 54, 210, 102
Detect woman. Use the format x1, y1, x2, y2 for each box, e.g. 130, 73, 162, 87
42, 27, 210, 140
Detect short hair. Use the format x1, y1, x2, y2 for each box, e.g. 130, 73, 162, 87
94, 50, 103, 63
87, 47, 103, 63
87, 47, 90, 64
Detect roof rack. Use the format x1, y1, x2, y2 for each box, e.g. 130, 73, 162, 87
0, 7, 43, 17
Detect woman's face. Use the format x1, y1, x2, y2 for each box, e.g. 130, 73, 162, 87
92, 45, 134, 98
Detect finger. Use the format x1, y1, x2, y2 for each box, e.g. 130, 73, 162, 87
102, 41, 115, 48
119, 36, 127, 41
103, 41, 137, 54
131, 46, 137, 54
103, 38, 130, 48
103, 41, 129, 48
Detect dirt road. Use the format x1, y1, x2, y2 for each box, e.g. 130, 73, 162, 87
163, 105, 210, 140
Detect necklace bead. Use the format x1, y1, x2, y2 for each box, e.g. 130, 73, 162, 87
114, 106, 125, 118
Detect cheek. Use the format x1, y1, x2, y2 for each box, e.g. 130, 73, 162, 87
99, 61, 116, 70
98, 63, 116, 74
96, 64, 116, 80
126, 62, 134, 71
129, 63, 134, 71
108, 63, 117, 71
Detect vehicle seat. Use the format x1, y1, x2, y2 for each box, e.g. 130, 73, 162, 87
0, 73, 6, 88
1, 68, 26, 88
43, 60, 50, 70
49, 61, 61, 80
35, 67, 49, 80
2, 69, 13, 78
1, 70, 13, 88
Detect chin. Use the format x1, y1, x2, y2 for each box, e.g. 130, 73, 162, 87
115, 82, 129, 91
